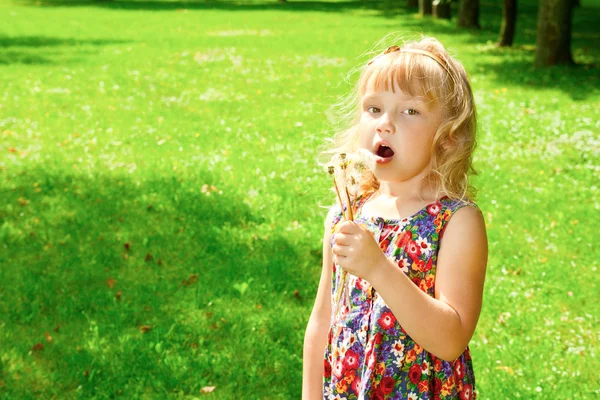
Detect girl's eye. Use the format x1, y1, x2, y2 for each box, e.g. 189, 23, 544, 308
367, 106, 381, 114
403, 108, 419, 116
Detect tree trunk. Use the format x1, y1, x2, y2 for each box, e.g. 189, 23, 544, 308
458, 0, 480, 28
433, 0, 451, 19
419, 0, 432, 15
497, 0, 517, 46
408, 0, 418, 7
535, 0, 575, 66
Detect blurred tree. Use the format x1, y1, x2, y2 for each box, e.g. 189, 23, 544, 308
432, 0, 451, 19
535, 0, 575, 66
408, 0, 418, 7
419, 0, 432, 15
458, 0, 480, 28
497, 0, 517, 46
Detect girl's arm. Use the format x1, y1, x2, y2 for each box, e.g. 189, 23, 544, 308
369, 205, 488, 361
302, 213, 334, 400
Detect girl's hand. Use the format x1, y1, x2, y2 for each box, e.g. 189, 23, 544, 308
332, 220, 388, 281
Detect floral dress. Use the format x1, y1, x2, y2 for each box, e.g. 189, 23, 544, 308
323, 193, 478, 400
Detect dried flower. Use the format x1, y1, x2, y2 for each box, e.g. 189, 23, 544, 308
327, 148, 377, 324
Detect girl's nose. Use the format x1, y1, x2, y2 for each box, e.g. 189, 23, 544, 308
376, 113, 395, 135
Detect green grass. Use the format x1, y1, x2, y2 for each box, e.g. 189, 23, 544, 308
1, 0, 599, 398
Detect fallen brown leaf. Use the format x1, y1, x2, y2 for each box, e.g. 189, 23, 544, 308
32, 343, 44, 352
182, 273, 198, 286
106, 277, 117, 289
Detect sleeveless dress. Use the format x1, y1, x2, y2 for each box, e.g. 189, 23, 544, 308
323, 193, 478, 400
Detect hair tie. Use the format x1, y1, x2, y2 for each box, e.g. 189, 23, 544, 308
368, 45, 457, 85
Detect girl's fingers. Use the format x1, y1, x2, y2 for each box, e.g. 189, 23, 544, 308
333, 253, 344, 263
334, 233, 350, 245
332, 244, 348, 256
338, 221, 357, 233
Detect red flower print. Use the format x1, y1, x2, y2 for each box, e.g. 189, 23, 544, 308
421, 361, 430, 374
413, 259, 425, 272
454, 361, 465, 380
351, 376, 361, 393
356, 278, 370, 291
418, 380, 429, 393
396, 231, 412, 249
423, 257, 432, 272
408, 364, 421, 384
406, 241, 422, 259
343, 350, 359, 371
375, 332, 384, 345
380, 376, 396, 395
434, 358, 442, 372
417, 238, 431, 252
412, 276, 421, 287
425, 274, 434, 290
366, 348, 375, 370
433, 377, 443, 394
446, 375, 455, 387
333, 360, 344, 378
336, 379, 348, 393
378, 311, 396, 331
460, 383, 473, 400
324, 359, 332, 378
427, 202, 442, 216
371, 387, 385, 400
397, 257, 409, 273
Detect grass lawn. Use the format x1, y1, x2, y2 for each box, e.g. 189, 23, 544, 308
1, 0, 599, 398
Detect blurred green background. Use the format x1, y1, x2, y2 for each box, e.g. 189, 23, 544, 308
1, 0, 598, 398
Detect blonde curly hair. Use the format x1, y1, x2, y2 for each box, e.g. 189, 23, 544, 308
319, 35, 478, 202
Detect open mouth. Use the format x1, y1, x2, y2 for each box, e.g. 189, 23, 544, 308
376, 143, 395, 158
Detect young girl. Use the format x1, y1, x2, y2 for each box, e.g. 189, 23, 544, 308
302, 36, 488, 399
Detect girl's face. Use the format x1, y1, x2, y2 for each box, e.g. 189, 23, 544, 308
358, 83, 443, 184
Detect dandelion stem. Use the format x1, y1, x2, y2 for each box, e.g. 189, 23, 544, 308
328, 166, 347, 220
344, 186, 354, 221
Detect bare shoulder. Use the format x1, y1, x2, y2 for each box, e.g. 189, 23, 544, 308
441, 203, 487, 249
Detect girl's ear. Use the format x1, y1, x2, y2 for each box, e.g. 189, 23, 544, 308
440, 138, 454, 151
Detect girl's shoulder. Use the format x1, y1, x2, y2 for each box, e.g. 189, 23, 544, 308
437, 195, 485, 237
439, 195, 480, 213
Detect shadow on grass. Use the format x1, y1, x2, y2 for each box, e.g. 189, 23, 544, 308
22, 0, 415, 15
0, 35, 129, 65
476, 50, 599, 100
368, 0, 600, 100
0, 165, 320, 397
